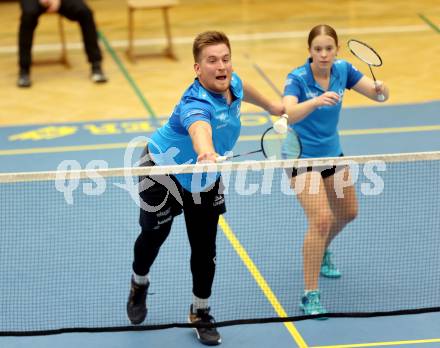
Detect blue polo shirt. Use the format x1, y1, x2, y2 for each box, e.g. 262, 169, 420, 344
283, 58, 363, 158
148, 72, 243, 192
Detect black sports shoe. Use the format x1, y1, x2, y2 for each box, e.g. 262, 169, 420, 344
126, 277, 148, 324
90, 63, 108, 83
17, 70, 31, 88
189, 305, 221, 346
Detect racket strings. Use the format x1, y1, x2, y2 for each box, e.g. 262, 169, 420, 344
348, 40, 382, 66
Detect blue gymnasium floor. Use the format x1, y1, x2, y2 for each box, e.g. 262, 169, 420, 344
1, 100, 440, 348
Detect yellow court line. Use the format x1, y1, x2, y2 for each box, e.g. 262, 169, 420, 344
0, 142, 146, 156
311, 338, 440, 348
339, 125, 440, 135
1, 124, 440, 156
218, 216, 308, 348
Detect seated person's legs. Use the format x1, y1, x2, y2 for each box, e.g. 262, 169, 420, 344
17, 0, 45, 87
59, 0, 107, 83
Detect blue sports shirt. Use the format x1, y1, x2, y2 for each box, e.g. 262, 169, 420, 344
283, 58, 363, 158
148, 72, 243, 192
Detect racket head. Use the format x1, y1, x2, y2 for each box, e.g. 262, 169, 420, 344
261, 127, 301, 160
347, 39, 382, 67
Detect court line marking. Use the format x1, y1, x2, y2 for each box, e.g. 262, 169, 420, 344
1, 125, 439, 156
311, 337, 440, 348
418, 14, 440, 33
0, 142, 140, 155
0, 25, 431, 54
339, 125, 440, 135
245, 52, 282, 97
219, 216, 308, 348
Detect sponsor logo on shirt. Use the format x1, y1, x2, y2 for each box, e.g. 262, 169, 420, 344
218, 112, 227, 121
306, 91, 318, 99
338, 89, 344, 99
216, 124, 227, 130
185, 109, 205, 118
235, 104, 240, 118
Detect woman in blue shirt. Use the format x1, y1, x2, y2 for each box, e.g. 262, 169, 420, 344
282, 24, 389, 318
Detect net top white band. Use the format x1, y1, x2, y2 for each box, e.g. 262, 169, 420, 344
1, 151, 440, 183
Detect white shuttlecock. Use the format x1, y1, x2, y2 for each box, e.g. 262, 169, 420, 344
273, 114, 288, 134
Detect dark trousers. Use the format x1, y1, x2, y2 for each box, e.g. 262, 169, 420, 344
133, 202, 220, 299
18, 0, 102, 71
133, 164, 226, 299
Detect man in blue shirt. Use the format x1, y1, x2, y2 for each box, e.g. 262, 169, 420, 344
282, 24, 389, 318
126, 31, 284, 345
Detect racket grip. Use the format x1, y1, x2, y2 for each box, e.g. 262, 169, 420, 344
273, 114, 288, 134
374, 81, 386, 102
216, 155, 228, 163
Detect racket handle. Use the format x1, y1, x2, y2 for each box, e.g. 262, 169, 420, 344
216, 155, 228, 163
374, 81, 386, 101
273, 114, 288, 134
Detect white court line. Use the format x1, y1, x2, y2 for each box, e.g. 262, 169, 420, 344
0, 24, 430, 54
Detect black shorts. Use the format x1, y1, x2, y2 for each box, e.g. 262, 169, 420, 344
288, 153, 345, 179
138, 147, 226, 230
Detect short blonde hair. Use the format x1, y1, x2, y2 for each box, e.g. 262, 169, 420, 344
192, 31, 231, 62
